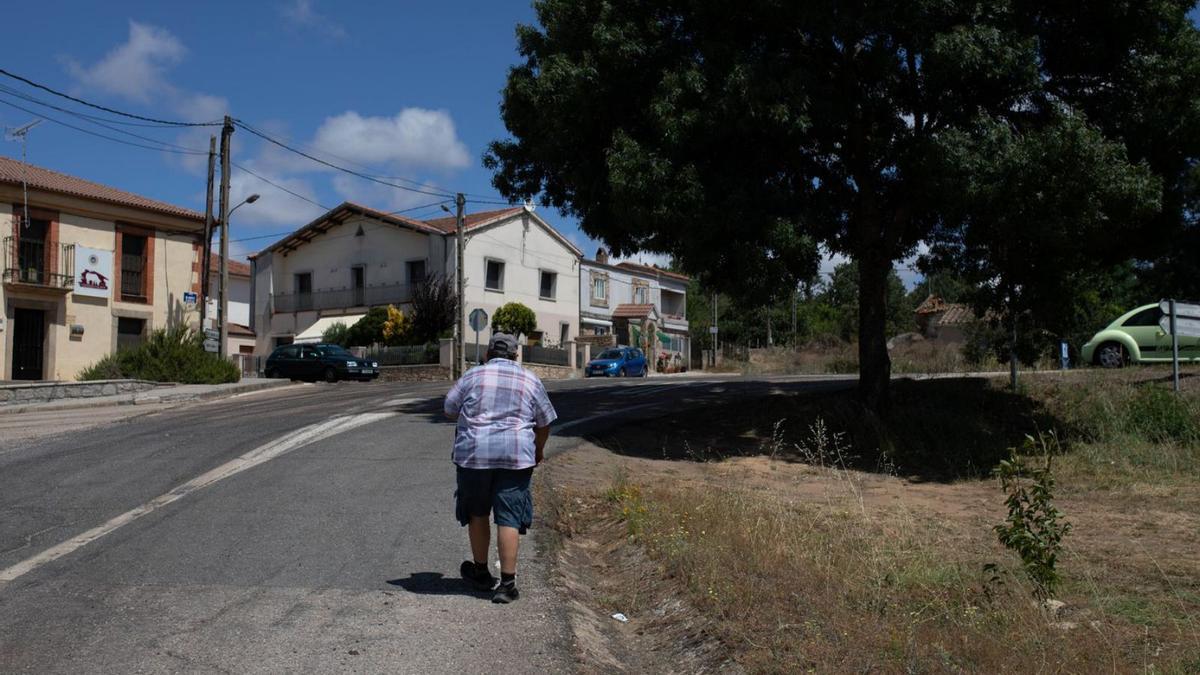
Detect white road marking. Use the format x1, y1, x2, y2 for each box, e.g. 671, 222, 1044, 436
0, 412, 395, 586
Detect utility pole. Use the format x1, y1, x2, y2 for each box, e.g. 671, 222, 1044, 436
454, 192, 466, 378
792, 288, 797, 344
199, 135, 216, 330
711, 292, 718, 367
217, 116, 234, 359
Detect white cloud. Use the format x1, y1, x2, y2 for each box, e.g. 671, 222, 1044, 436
610, 251, 674, 269
330, 174, 445, 213
312, 110, 470, 171
229, 167, 325, 227
281, 0, 347, 40
64, 21, 185, 103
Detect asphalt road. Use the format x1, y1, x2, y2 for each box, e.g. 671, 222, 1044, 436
0, 373, 853, 673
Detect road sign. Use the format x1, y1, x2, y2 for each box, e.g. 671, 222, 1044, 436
204, 328, 220, 340
203, 339, 220, 353
1160, 299, 1200, 319
1160, 314, 1200, 338
709, 326, 719, 334
469, 308, 488, 332
183, 291, 198, 309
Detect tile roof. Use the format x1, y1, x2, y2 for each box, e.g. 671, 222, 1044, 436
614, 261, 690, 282
422, 207, 524, 234
612, 303, 657, 319
227, 322, 255, 337
938, 304, 976, 326
208, 255, 251, 277
258, 202, 441, 256
0, 156, 203, 222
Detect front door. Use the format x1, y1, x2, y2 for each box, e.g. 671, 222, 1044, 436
13, 308, 46, 380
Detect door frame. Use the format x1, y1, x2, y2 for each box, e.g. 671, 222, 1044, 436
4, 296, 61, 381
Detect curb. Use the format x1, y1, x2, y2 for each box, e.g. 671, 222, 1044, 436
0, 379, 296, 415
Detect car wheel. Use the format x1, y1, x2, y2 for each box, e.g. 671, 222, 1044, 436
324, 367, 339, 383
265, 367, 279, 379
1096, 342, 1126, 369
640, 366, 647, 377
619, 368, 627, 377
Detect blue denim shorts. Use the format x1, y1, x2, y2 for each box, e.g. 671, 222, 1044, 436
454, 466, 534, 534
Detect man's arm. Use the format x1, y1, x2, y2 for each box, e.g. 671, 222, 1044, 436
443, 379, 463, 421
534, 425, 550, 465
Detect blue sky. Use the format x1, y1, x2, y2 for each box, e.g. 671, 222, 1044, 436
0, 1, 617, 260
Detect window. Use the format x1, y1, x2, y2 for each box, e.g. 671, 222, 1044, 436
351, 266, 365, 305
1123, 308, 1161, 327
559, 322, 570, 345
294, 272, 313, 311
592, 326, 609, 336
632, 281, 649, 305
121, 234, 148, 301
540, 270, 557, 300
591, 275, 607, 302
117, 317, 146, 352
407, 259, 427, 285
485, 259, 505, 291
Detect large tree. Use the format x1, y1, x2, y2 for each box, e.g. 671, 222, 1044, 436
487, 0, 1196, 410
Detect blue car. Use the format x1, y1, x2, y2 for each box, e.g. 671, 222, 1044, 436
585, 347, 648, 377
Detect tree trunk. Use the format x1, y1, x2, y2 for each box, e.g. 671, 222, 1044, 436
857, 247, 892, 413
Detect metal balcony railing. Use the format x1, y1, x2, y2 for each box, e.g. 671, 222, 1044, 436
273, 282, 413, 313
2, 237, 75, 289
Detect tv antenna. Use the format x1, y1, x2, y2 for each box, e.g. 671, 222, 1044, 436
6, 119, 42, 229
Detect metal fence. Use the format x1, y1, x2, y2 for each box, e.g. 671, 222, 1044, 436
524, 344, 570, 367
273, 282, 413, 313
359, 343, 440, 366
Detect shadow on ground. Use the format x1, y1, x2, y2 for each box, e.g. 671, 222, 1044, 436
387, 572, 488, 598
592, 378, 1060, 481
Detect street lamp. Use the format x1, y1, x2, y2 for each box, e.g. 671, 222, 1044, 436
218, 193, 260, 358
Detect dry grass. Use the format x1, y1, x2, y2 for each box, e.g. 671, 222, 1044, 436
547, 369, 1200, 673
738, 341, 1009, 376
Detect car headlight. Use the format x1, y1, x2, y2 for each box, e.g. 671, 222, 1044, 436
371, 362, 378, 368
346, 361, 358, 367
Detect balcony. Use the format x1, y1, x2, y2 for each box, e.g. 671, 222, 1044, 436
273, 282, 413, 313
2, 237, 74, 292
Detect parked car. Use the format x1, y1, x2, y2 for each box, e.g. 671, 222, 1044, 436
264, 343, 379, 382
585, 346, 648, 377
1081, 303, 1200, 368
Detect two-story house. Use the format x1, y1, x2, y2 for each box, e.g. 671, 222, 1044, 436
579, 249, 690, 370
1, 157, 204, 381
204, 255, 255, 356
250, 202, 581, 351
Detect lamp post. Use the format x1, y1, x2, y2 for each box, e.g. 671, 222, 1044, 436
218, 193, 259, 358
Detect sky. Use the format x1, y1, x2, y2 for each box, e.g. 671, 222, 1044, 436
15, 3, 1193, 288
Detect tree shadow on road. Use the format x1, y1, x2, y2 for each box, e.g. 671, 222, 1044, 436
387, 572, 490, 598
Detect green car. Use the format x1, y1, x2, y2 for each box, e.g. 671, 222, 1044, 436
1081, 303, 1200, 368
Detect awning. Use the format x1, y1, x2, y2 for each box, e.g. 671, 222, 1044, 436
294, 314, 365, 344
581, 317, 614, 327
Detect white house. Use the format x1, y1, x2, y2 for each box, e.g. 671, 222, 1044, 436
203, 255, 254, 355
249, 202, 581, 353
579, 249, 691, 370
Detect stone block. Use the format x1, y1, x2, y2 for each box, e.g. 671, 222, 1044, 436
100, 384, 117, 396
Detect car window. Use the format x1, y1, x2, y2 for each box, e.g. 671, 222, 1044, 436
277, 345, 299, 359
318, 345, 354, 358
597, 349, 622, 360
1122, 308, 1161, 327
302, 346, 321, 359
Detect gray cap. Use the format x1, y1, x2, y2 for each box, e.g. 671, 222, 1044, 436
488, 333, 519, 358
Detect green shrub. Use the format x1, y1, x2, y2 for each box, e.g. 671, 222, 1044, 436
346, 307, 390, 346
993, 434, 1071, 599
322, 321, 351, 346
78, 326, 240, 384
492, 302, 537, 338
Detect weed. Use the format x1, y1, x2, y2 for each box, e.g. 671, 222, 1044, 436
993, 433, 1071, 599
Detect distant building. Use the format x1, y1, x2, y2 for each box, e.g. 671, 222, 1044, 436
0, 157, 203, 381
579, 249, 690, 371
205, 255, 255, 355
250, 203, 581, 352
914, 295, 976, 343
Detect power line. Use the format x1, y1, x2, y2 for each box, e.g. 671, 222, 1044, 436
0, 68, 223, 127
231, 162, 333, 212
0, 87, 209, 155
0, 96, 208, 156
232, 119, 456, 199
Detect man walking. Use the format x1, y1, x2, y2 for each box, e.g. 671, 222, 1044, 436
444, 333, 557, 603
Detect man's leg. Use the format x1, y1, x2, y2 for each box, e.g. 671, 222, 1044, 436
496, 525, 519, 576
469, 515, 491, 565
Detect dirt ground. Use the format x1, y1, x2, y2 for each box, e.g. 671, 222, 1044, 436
540, 427, 1200, 671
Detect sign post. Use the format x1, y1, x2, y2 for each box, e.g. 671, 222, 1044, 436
1059, 340, 1070, 370
1159, 299, 1200, 393
203, 327, 220, 354
468, 308, 489, 365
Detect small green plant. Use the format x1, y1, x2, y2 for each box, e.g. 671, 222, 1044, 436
491, 302, 537, 338
321, 321, 351, 346
993, 433, 1071, 599
78, 326, 239, 384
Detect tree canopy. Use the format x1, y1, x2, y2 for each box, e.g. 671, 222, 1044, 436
487, 0, 1200, 410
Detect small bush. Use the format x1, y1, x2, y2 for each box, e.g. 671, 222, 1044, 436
993, 434, 1071, 599
78, 326, 239, 384
322, 321, 351, 346
492, 302, 537, 338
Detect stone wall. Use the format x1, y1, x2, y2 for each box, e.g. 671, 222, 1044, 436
523, 363, 577, 380
379, 365, 451, 383
0, 380, 162, 406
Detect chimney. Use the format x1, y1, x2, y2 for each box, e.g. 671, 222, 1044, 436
596, 247, 609, 264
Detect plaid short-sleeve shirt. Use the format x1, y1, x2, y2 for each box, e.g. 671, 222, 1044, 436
444, 358, 557, 470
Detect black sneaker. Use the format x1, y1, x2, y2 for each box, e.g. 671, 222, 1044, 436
492, 581, 519, 604
460, 560, 497, 591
